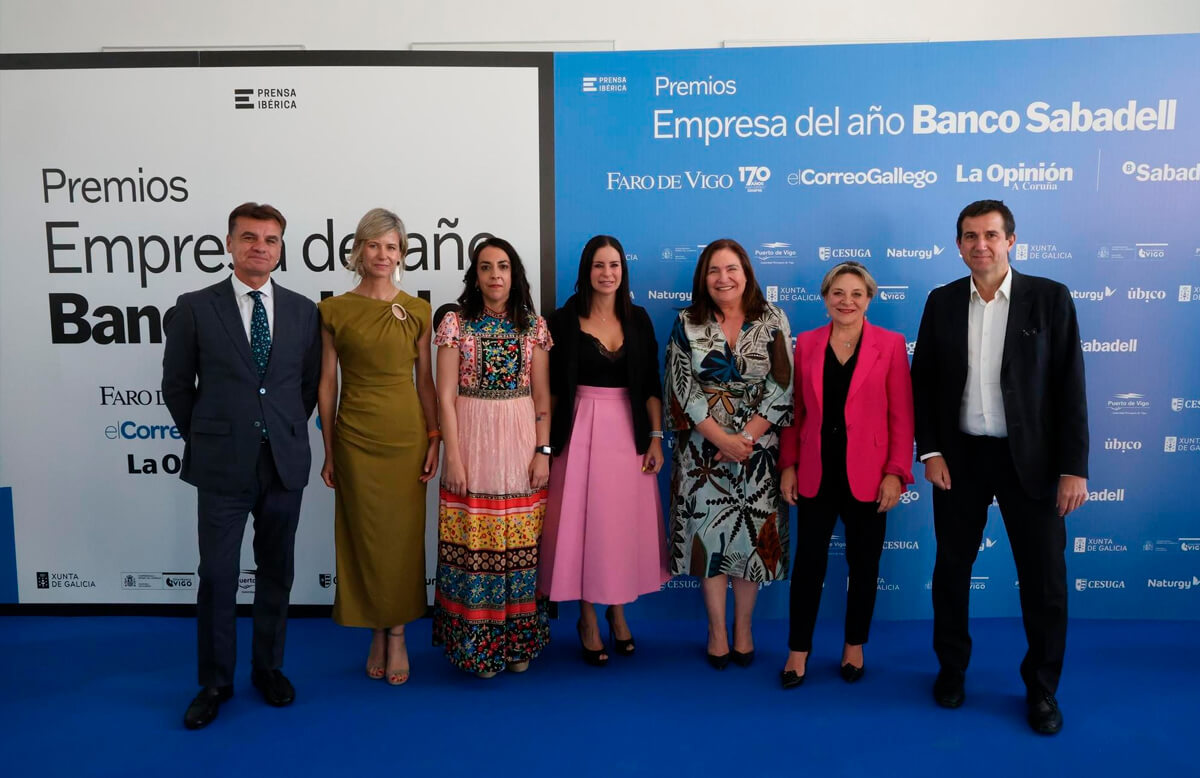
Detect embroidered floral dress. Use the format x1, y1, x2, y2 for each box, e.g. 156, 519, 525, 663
664, 304, 794, 582
431, 310, 553, 673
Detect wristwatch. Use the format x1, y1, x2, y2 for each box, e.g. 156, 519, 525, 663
740, 430, 755, 442
535, 445, 553, 455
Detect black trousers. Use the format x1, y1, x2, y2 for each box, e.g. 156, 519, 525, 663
787, 476, 886, 652
931, 434, 1067, 697
195, 441, 303, 688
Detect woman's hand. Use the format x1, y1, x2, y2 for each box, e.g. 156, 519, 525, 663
877, 474, 903, 513
419, 438, 440, 483
779, 466, 798, 505
713, 431, 753, 463
320, 456, 335, 489
442, 455, 467, 496
642, 438, 664, 474
528, 453, 550, 491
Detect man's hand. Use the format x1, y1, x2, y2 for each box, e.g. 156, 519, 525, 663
1056, 475, 1088, 517
923, 455, 951, 490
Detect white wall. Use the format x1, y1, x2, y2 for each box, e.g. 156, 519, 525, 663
2, 0, 1199, 53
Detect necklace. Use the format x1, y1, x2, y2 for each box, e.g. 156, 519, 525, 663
483, 304, 508, 318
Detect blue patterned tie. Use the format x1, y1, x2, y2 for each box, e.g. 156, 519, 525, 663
248, 290, 271, 378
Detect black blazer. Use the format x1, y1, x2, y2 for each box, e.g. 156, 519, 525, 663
910, 269, 1088, 499
547, 298, 663, 455
162, 277, 322, 495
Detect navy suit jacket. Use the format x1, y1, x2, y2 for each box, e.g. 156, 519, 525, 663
910, 269, 1089, 499
161, 276, 321, 495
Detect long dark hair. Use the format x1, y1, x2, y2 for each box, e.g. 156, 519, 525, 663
684, 238, 767, 325
572, 235, 633, 323
457, 236, 536, 331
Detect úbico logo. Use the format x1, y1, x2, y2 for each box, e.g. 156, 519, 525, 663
1103, 437, 1142, 453
1127, 287, 1167, 302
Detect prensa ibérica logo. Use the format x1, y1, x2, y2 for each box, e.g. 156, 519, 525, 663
232, 87, 299, 110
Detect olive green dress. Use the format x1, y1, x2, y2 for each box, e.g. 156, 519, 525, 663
318, 290, 431, 627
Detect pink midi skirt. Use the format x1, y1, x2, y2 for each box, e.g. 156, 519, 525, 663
539, 386, 670, 604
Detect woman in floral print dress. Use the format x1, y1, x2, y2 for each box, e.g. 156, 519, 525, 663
665, 238, 794, 669
432, 237, 553, 677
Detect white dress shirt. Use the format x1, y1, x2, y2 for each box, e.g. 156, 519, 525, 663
229, 274, 275, 342
959, 270, 1011, 437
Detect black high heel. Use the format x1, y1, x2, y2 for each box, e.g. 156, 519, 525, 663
730, 648, 755, 667
576, 619, 609, 667
604, 606, 635, 656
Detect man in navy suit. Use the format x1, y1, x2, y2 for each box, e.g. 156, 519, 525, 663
163, 202, 321, 730
911, 200, 1089, 735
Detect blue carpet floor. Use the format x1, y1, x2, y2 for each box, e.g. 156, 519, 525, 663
0, 613, 1195, 777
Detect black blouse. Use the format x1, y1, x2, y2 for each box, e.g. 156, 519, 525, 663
578, 332, 629, 388
547, 297, 662, 454
820, 338, 861, 490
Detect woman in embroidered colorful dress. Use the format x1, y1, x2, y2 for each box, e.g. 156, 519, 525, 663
539, 235, 670, 666
316, 208, 438, 686
432, 236, 553, 678
664, 238, 794, 670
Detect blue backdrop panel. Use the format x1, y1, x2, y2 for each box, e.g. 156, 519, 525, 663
553, 34, 1200, 621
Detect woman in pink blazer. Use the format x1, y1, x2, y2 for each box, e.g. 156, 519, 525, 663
777, 261, 914, 689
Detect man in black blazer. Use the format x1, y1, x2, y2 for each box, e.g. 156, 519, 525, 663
163, 202, 321, 730
911, 200, 1088, 735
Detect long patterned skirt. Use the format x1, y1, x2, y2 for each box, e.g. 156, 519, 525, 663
432, 394, 550, 674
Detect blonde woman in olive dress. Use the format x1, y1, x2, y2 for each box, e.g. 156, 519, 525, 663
317, 208, 439, 685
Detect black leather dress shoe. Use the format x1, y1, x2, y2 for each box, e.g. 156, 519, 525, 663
840, 663, 865, 683
251, 668, 295, 707
933, 669, 965, 708
1027, 693, 1064, 735
779, 670, 805, 689
183, 685, 232, 730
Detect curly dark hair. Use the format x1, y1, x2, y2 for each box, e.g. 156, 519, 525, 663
457, 236, 537, 331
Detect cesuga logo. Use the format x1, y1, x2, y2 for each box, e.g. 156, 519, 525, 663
1075, 578, 1126, 591
1172, 397, 1200, 412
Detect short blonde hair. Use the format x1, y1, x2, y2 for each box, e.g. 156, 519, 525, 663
820, 261, 878, 298
346, 208, 408, 276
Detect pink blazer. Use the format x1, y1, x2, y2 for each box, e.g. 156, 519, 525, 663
779, 320, 915, 502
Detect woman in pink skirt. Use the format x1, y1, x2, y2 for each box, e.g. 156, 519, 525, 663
540, 235, 670, 666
